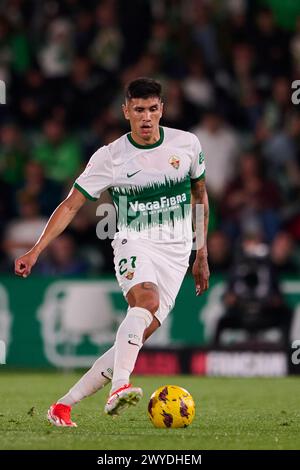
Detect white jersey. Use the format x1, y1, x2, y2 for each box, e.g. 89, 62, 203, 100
75, 126, 205, 246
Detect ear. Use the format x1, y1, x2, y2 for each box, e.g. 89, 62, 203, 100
160, 102, 164, 118
122, 103, 130, 120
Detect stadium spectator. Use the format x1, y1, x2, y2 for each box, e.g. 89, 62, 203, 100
73, 9, 96, 56
0, 122, 29, 185
3, 191, 47, 262
253, 7, 290, 77
192, 109, 239, 201
0, 15, 12, 83
182, 58, 215, 110
68, 207, 115, 275
12, 66, 50, 133
89, 1, 122, 72
261, 110, 300, 201
190, 3, 221, 71
221, 151, 281, 242
33, 119, 82, 184
15, 160, 63, 217
271, 231, 299, 275
38, 18, 74, 79
64, 56, 113, 130
229, 42, 263, 130
162, 79, 196, 130
261, 76, 293, 134
290, 17, 300, 75
207, 230, 232, 274
37, 232, 89, 276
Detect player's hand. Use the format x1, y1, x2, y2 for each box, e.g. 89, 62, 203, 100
15, 250, 38, 278
192, 252, 210, 296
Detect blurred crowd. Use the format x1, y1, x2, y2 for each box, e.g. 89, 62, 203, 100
0, 0, 300, 277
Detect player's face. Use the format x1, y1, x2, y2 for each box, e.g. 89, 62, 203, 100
122, 97, 163, 144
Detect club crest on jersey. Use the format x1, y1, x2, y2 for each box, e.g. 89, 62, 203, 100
125, 271, 135, 280
169, 156, 180, 169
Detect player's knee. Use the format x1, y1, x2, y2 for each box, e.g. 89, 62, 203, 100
137, 296, 159, 315
146, 300, 160, 315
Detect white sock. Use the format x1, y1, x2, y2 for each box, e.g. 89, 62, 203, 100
57, 346, 115, 406
111, 307, 153, 392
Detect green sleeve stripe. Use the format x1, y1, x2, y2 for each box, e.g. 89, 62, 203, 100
191, 171, 205, 183
74, 182, 98, 201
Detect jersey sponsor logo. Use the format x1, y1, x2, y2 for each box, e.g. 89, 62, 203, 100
169, 156, 180, 169
129, 193, 187, 213
199, 152, 204, 164
127, 170, 142, 178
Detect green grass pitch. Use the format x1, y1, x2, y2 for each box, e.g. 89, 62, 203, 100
0, 372, 299, 450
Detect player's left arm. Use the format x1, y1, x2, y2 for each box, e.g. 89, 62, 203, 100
191, 178, 210, 296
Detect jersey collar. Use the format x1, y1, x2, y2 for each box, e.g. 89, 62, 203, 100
127, 126, 164, 149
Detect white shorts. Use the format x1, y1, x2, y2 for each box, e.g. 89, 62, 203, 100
112, 237, 190, 324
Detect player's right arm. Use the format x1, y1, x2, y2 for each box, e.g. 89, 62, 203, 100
14, 187, 86, 278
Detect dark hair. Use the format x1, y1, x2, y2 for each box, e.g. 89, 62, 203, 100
125, 77, 162, 101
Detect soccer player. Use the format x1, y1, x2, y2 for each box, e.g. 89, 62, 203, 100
15, 77, 210, 427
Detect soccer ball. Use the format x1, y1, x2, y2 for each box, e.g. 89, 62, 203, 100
148, 385, 195, 428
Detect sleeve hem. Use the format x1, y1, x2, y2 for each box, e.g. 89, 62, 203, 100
74, 182, 98, 201
191, 171, 205, 182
